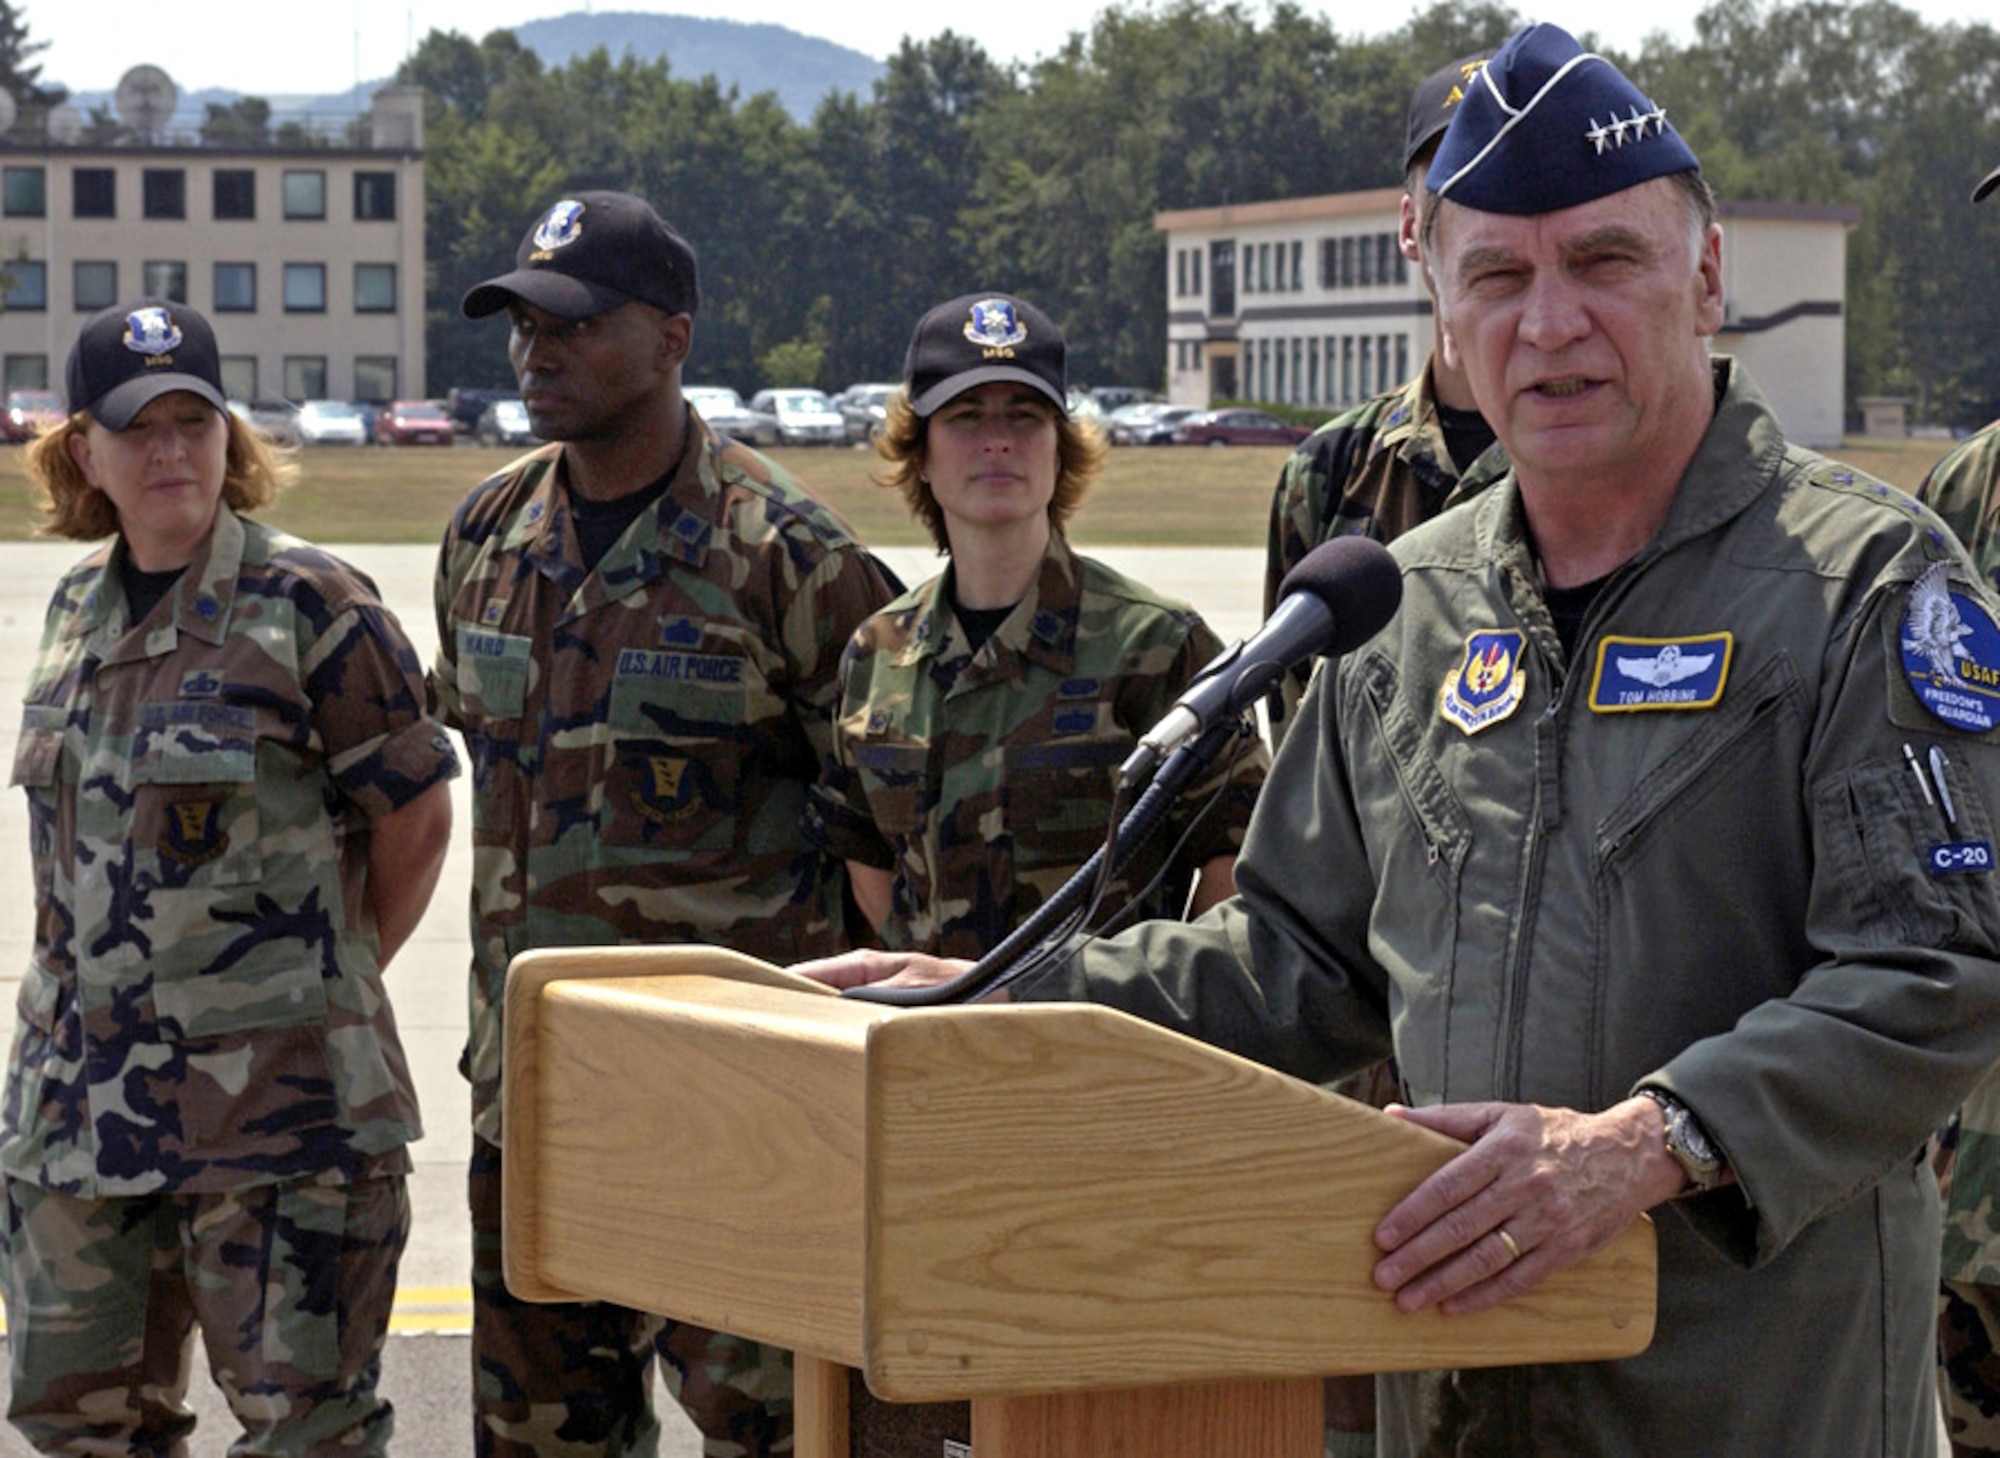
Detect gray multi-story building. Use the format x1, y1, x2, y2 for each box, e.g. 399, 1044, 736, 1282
1158, 189, 1860, 448
0, 84, 426, 407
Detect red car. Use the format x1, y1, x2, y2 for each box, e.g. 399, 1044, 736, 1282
373, 399, 455, 446
1, 388, 63, 442
1171, 408, 1313, 447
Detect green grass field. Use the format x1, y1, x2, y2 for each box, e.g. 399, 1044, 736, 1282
0, 434, 1959, 550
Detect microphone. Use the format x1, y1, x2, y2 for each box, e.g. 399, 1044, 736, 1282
1116, 535, 1403, 787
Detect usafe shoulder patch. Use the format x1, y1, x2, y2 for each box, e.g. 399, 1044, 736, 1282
1440, 629, 1527, 735
1901, 561, 2000, 734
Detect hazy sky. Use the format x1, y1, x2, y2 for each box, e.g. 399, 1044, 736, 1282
29, 0, 2000, 99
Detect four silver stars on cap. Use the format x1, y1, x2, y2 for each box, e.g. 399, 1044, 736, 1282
1586, 104, 1670, 155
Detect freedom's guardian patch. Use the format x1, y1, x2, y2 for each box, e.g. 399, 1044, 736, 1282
1588, 633, 1731, 712
1901, 562, 2000, 733
1440, 630, 1527, 735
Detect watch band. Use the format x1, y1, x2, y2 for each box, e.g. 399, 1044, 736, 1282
1640, 1088, 1727, 1193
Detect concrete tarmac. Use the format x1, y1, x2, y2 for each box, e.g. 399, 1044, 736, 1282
0, 536, 1267, 1455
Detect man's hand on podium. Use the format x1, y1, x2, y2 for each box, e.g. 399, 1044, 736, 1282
793, 949, 1011, 1001
1369, 1096, 1690, 1317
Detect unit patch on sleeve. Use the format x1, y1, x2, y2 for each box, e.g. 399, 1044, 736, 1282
1588, 633, 1732, 712
1901, 562, 2000, 733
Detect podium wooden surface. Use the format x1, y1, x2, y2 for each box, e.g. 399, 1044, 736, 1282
502, 946, 1656, 1456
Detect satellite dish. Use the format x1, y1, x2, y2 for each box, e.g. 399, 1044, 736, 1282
0, 93, 17, 136
46, 104, 81, 144
114, 64, 177, 136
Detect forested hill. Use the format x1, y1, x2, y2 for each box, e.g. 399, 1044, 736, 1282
508, 12, 883, 120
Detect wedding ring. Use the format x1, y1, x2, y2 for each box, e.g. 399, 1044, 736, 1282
1496, 1228, 1523, 1262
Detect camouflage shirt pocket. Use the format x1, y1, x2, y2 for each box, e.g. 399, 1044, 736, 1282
1001, 736, 1131, 872
9, 705, 63, 792
453, 622, 532, 722
130, 721, 263, 889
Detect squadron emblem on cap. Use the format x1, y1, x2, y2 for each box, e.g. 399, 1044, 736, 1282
964, 298, 1027, 351
123, 307, 182, 358
531, 200, 587, 254
1902, 561, 2000, 732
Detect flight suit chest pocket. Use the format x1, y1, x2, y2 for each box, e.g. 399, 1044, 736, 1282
454, 623, 532, 722
130, 703, 262, 888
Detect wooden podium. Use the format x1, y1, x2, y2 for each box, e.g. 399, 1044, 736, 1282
502, 947, 1656, 1457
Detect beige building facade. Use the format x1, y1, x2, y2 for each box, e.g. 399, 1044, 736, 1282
1158, 191, 1861, 447
0, 86, 427, 407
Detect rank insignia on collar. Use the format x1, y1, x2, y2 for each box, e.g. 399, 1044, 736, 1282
1440, 629, 1527, 735
1901, 561, 2000, 732
1588, 633, 1731, 712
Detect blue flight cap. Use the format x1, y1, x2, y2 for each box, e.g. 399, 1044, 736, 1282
1427, 23, 1700, 216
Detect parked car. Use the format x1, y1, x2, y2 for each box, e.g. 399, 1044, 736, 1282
295, 399, 371, 446
1064, 389, 1106, 423
1171, 408, 1314, 447
474, 397, 537, 448
1089, 386, 1162, 414
748, 388, 846, 446
373, 399, 456, 446
686, 386, 778, 447
228, 398, 302, 447
1105, 402, 1198, 446
445, 386, 518, 436
835, 382, 898, 444
1, 388, 63, 442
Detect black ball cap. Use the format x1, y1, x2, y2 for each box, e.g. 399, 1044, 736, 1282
1403, 51, 1495, 173
66, 299, 228, 430
462, 191, 700, 320
904, 292, 1067, 418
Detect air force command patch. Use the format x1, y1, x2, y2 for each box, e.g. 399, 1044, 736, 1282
1901, 561, 2000, 733
1588, 633, 1732, 712
1440, 630, 1527, 735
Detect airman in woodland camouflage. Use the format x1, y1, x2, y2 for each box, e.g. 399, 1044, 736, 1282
4, 300, 457, 1454
435, 192, 894, 1457
808, 291, 1265, 960
1918, 168, 2000, 1449
1263, 51, 1507, 755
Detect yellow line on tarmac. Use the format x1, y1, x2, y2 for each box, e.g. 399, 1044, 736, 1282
0, 1287, 475, 1337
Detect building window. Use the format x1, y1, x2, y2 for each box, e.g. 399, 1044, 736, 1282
5, 261, 46, 311
284, 356, 327, 401
1395, 248, 1409, 285
1377, 234, 1395, 286
3, 167, 45, 217
354, 355, 397, 402
1291, 339, 1304, 403
3, 355, 47, 389
1176, 249, 1187, 298
1209, 240, 1235, 317
1192, 249, 1202, 296
1378, 333, 1393, 393
213, 262, 256, 312
1307, 341, 1319, 404
354, 172, 396, 221
73, 168, 115, 219
354, 263, 396, 313
213, 169, 255, 220
1290, 241, 1303, 292
74, 260, 117, 311
1395, 334, 1410, 387
143, 169, 186, 220
1341, 336, 1354, 404
220, 356, 257, 402
143, 261, 188, 302
1339, 236, 1355, 288
283, 263, 326, 312
1274, 337, 1286, 401
1358, 238, 1376, 287
283, 170, 326, 220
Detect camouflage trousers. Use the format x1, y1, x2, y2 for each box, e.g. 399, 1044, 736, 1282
1, 1168, 408, 1456
469, 1137, 793, 1457
1942, 1277, 2000, 1454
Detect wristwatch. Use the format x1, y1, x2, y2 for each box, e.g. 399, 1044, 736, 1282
1639, 1088, 1727, 1194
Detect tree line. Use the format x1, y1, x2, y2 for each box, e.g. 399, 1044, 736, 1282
4, 0, 1997, 426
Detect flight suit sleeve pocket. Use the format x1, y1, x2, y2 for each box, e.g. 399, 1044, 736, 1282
1824, 752, 2000, 950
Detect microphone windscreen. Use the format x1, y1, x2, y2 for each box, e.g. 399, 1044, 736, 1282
1277, 535, 1403, 656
